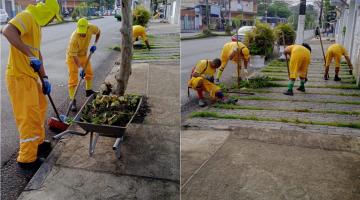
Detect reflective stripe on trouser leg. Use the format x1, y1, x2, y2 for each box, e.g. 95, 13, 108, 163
6, 75, 47, 163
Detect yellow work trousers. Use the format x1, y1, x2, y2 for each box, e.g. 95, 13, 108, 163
325, 51, 341, 68
66, 56, 94, 99
6, 75, 47, 163
289, 55, 309, 79
188, 77, 221, 99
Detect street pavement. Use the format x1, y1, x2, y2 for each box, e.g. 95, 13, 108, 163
1, 16, 121, 200
180, 36, 232, 109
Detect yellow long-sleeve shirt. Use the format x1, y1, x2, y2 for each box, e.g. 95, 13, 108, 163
66, 24, 100, 60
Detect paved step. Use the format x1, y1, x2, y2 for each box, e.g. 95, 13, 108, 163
263, 72, 354, 79
205, 108, 360, 124
183, 118, 360, 137
266, 75, 355, 82
234, 100, 360, 113
272, 80, 357, 88
232, 92, 360, 104
249, 87, 360, 96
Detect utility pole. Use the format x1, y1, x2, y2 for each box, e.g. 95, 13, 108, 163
295, 0, 306, 44
264, 0, 267, 23
229, 0, 231, 26
11, 0, 15, 17
205, 0, 209, 29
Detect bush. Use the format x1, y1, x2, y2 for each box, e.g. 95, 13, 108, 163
274, 23, 295, 45
133, 6, 151, 27
225, 25, 232, 35
244, 21, 275, 57
71, 2, 89, 21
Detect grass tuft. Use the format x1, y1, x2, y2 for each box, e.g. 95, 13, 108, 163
190, 111, 360, 129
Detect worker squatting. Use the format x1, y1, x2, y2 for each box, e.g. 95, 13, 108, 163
188, 41, 353, 106
1, 0, 151, 169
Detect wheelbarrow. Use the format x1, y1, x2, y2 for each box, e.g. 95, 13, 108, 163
53, 92, 143, 159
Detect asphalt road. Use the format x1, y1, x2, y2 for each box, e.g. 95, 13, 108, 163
1, 16, 121, 166
180, 36, 234, 109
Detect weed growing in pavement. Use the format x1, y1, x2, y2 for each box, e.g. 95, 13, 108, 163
236, 96, 360, 105
190, 111, 360, 129
231, 76, 283, 89
213, 104, 360, 115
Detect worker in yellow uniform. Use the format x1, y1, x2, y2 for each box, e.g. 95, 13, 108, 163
1, 0, 61, 169
133, 25, 150, 50
188, 59, 236, 106
324, 43, 353, 81
66, 18, 100, 111
215, 41, 250, 84
283, 43, 312, 96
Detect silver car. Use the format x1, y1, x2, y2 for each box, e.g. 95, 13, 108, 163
0, 9, 9, 24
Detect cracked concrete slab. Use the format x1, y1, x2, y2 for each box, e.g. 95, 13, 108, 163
181, 130, 230, 187
19, 166, 179, 200
181, 134, 360, 200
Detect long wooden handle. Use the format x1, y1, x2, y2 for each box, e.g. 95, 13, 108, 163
38, 73, 62, 120
65, 52, 94, 116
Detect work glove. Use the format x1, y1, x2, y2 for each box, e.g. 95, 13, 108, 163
90, 45, 97, 53
214, 79, 220, 85
349, 69, 353, 75
79, 68, 86, 79
29, 57, 42, 72
42, 78, 51, 95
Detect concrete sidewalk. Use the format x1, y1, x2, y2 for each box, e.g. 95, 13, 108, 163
181, 38, 360, 199
18, 24, 180, 200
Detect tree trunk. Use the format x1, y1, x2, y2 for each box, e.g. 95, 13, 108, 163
115, 0, 133, 96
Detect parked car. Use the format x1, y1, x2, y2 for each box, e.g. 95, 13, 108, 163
231, 26, 255, 42
0, 9, 9, 24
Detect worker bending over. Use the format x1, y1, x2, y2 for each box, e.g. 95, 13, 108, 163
283, 43, 312, 96
324, 43, 353, 81
215, 41, 250, 84
66, 17, 100, 111
188, 59, 235, 107
2, 0, 61, 168
133, 25, 150, 50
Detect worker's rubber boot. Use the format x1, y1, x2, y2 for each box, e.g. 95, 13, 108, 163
296, 87, 305, 92
297, 80, 306, 92
334, 75, 341, 81
198, 99, 206, 107
324, 74, 329, 80
38, 140, 52, 158
18, 158, 45, 170
284, 80, 295, 96
70, 99, 77, 112
86, 90, 95, 97
283, 89, 294, 96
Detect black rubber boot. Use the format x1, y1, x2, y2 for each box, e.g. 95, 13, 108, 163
296, 87, 305, 92
38, 140, 52, 158
283, 90, 294, 96
324, 74, 329, 80
334, 75, 341, 81
70, 99, 77, 112
86, 90, 95, 97
18, 158, 45, 170
198, 99, 206, 107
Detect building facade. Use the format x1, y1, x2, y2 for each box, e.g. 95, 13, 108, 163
181, 0, 257, 32
332, 0, 360, 85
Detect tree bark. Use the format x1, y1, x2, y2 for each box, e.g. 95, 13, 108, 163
115, 0, 133, 96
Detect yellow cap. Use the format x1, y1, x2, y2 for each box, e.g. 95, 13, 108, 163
77, 18, 88, 34
45, 0, 62, 22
